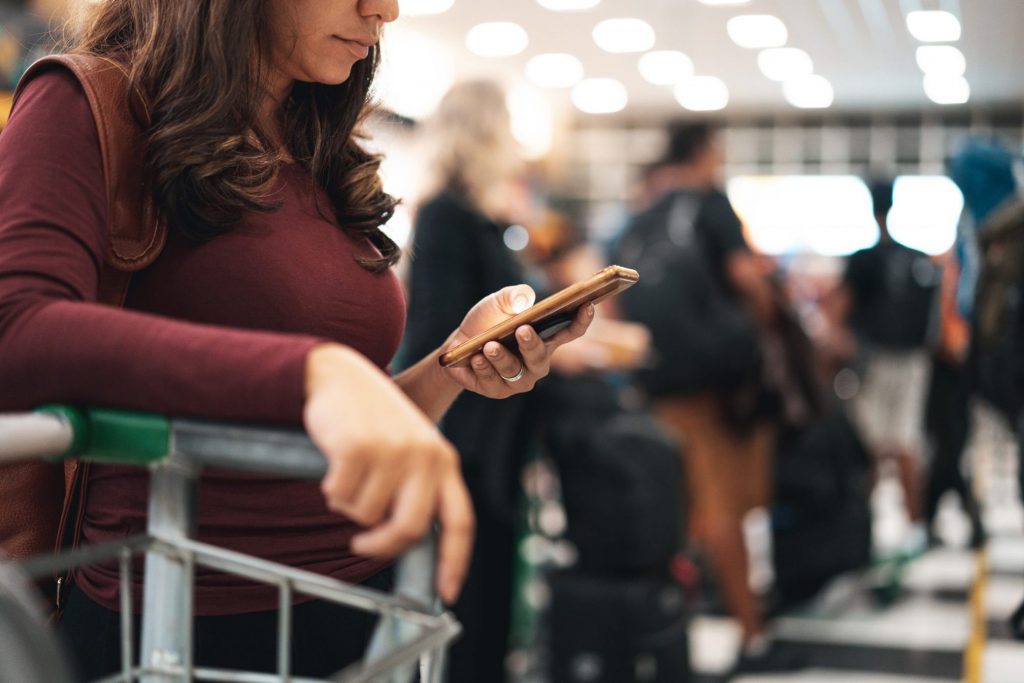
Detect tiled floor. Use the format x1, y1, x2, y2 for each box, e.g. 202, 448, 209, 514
689, 543, 1024, 682
688, 404, 1024, 683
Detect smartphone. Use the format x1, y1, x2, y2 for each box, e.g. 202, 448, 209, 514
438, 265, 640, 368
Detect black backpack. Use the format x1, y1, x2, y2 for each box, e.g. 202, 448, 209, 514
852, 244, 942, 351
540, 376, 681, 574
772, 412, 872, 604
547, 571, 691, 683
614, 190, 761, 397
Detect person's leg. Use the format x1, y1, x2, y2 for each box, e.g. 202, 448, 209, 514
924, 359, 982, 544
894, 448, 924, 523
880, 352, 930, 533
447, 478, 516, 683
923, 357, 949, 527
655, 395, 763, 642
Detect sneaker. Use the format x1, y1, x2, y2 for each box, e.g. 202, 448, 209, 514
968, 519, 987, 551
1010, 598, 1024, 641
729, 639, 805, 678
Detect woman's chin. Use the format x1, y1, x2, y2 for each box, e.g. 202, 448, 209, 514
318, 67, 354, 86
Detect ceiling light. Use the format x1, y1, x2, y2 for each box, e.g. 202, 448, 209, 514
526, 53, 584, 88
906, 10, 961, 42
698, 0, 752, 5
593, 18, 656, 54
537, 0, 600, 10
727, 15, 788, 49
915, 45, 966, 76
571, 78, 628, 114
638, 51, 694, 85
923, 74, 970, 105
466, 22, 529, 58
401, 0, 455, 16
757, 47, 813, 82
674, 76, 729, 111
783, 75, 834, 108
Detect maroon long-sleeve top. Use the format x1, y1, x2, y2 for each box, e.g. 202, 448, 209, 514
0, 67, 406, 614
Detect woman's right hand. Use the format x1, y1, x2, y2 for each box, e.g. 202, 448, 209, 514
303, 343, 474, 604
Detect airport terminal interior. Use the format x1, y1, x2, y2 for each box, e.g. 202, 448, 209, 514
2, 0, 1024, 682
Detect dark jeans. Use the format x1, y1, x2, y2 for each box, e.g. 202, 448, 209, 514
60, 569, 393, 681
447, 471, 516, 683
924, 358, 983, 542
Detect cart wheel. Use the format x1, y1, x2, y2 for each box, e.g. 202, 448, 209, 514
0, 562, 74, 683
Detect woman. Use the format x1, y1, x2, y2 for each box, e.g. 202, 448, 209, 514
403, 80, 538, 683
0, 0, 591, 677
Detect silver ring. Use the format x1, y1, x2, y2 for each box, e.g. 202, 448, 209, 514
499, 363, 525, 383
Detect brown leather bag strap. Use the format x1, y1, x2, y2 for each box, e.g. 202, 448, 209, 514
14, 53, 166, 276
11, 54, 165, 610
52, 460, 89, 611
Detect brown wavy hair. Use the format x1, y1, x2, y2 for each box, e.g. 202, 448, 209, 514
75, 0, 399, 272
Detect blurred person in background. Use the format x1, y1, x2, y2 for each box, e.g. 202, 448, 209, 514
614, 122, 789, 674
827, 178, 942, 555
923, 252, 984, 549
947, 137, 1024, 635
404, 84, 653, 681
402, 80, 541, 683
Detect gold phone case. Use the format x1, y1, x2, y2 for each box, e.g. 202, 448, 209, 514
438, 265, 640, 368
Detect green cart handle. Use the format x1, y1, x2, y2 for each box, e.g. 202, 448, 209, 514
0, 406, 169, 466
1, 406, 331, 479
36, 405, 171, 466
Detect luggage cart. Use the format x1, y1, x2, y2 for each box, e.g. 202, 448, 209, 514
0, 406, 461, 683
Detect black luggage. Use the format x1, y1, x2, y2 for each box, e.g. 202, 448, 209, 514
772, 413, 872, 604
541, 376, 681, 573
548, 571, 691, 683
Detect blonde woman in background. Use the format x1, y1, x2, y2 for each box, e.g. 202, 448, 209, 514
402, 80, 547, 683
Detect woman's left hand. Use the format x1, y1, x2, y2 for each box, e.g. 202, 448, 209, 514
441, 285, 594, 398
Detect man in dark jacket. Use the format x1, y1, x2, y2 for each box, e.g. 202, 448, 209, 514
615, 122, 785, 673
831, 179, 942, 555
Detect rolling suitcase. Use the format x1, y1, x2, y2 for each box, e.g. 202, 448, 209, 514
548, 571, 691, 683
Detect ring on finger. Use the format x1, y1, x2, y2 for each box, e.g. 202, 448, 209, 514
499, 362, 525, 383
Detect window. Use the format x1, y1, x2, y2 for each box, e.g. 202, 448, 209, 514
728, 174, 963, 256
887, 175, 963, 255
727, 175, 878, 256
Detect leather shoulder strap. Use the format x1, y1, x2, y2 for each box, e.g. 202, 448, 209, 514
9, 56, 167, 600
14, 54, 166, 290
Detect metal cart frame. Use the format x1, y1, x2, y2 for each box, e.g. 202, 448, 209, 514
1, 407, 461, 683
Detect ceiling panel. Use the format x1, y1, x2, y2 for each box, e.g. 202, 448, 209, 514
391, 0, 1024, 117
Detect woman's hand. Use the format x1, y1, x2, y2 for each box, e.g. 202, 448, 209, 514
442, 284, 594, 398
303, 344, 474, 604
